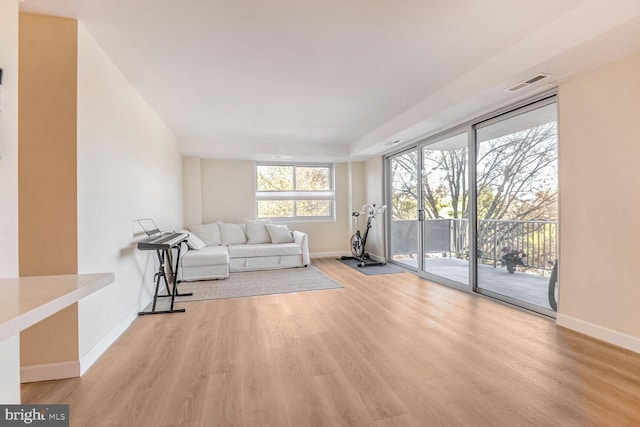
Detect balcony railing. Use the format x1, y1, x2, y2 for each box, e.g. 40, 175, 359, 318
390, 218, 558, 273
478, 219, 557, 272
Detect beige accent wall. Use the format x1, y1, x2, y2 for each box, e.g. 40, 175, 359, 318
558, 52, 640, 342
19, 305, 78, 366
18, 13, 79, 367
19, 13, 77, 276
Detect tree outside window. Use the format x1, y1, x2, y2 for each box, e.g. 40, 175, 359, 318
256, 163, 334, 220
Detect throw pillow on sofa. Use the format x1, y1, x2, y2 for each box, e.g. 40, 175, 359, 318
266, 224, 294, 244
245, 219, 272, 244
219, 222, 247, 245
180, 229, 206, 250
189, 222, 222, 246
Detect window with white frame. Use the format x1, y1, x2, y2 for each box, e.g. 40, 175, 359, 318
256, 163, 335, 220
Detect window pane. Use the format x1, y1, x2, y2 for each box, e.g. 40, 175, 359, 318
257, 165, 294, 191
389, 150, 419, 268
476, 102, 558, 312
296, 167, 330, 191
421, 132, 469, 286
296, 200, 331, 217
256, 163, 335, 220
390, 151, 418, 220
257, 200, 294, 218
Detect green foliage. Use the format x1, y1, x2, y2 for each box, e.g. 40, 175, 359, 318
390, 121, 559, 270
257, 165, 293, 191
258, 165, 331, 192
258, 200, 293, 218
390, 122, 557, 223
500, 246, 527, 266
297, 200, 331, 216
391, 192, 418, 220
476, 122, 558, 222
296, 167, 330, 191
257, 200, 331, 218
390, 151, 419, 220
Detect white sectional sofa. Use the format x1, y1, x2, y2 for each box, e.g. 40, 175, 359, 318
177, 220, 310, 281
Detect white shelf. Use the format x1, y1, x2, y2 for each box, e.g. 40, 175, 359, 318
0, 273, 115, 342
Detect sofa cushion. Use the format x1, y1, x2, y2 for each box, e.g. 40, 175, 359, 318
219, 222, 247, 245
229, 255, 303, 272
245, 220, 272, 244
266, 224, 294, 244
189, 222, 222, 246
182, 245, 229, 267
227, 243, 301, 258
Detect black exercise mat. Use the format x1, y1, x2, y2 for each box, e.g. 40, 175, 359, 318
337, 257, 403, 275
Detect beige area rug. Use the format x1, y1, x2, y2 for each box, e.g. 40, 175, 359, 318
174, 266, 343, 302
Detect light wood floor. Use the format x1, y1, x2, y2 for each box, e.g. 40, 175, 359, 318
23, 258, 640, 426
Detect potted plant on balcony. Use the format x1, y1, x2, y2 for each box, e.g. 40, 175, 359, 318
500, 246, 527, 273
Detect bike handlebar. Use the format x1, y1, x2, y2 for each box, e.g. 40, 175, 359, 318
357, 204, 387, 218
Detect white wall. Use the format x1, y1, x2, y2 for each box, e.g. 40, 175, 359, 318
364, 157, 386, 260
349, 162, 366, 236
0, 0, 19, 279
0, 0, 20, 403
76, 24, 182, 371
200, 159, 256, 223
557, 52, 640, 352
183, 157, 202, 226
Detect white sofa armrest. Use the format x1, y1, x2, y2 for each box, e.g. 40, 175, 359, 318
171, 241, 190, 258
292, 231, 310, 266
179, 241, 190, 255
173, 242, 190, 281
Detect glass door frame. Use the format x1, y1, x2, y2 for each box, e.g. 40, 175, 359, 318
386, 147, 422, 273
472, 96, 558, 317
420, 128, 474, 291
384, 90, 558, 318
385, 126, 474, 293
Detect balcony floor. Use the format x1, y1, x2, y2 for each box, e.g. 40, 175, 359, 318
394, 257, 554, 311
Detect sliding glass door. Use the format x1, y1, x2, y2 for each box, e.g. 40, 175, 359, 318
475, 100, 558, 312
420, 132, 469, 286
387, 134, 471, 288
386, 94, 559, 316
389, 150, 419, 270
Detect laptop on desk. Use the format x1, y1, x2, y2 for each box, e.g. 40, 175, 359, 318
137, 218, 163, 237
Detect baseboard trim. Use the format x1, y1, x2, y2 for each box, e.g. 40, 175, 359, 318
310, 251, 350, 259
310, 251, 387, 264
367, 253, 386, 263
79, 294, 154, 375
21, 361, 80, 383
556, 313, 640, 354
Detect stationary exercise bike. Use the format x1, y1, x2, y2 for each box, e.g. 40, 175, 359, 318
341, 204, 387, 267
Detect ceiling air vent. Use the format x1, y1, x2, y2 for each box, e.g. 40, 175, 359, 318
505, 73, 551, 92
384, 139, 403, 147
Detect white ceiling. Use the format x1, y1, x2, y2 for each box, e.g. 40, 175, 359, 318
20, 0, 640, 162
